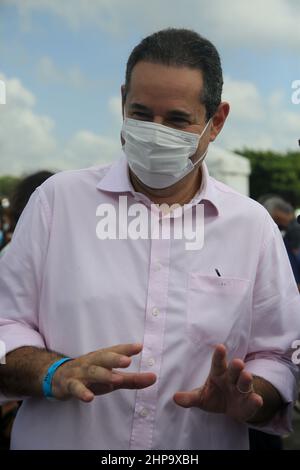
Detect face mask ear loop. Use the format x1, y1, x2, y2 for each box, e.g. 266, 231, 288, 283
190, 149, 208, 169
189, 118, 212, 168
199, 118, 212, 139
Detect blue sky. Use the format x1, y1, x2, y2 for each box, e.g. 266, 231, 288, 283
0, 0, 299, 174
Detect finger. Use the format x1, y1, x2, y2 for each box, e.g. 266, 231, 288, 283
88, 344, 143, 367
110, 371, 157, 390
88, 351, 133, 369
173, 390, 201, 408
67, 379, 95, 402
81, 365, 124, 385
236, 370, 253, 394
210, 344, 227, 378
227, 359, 244, 385
103, 343, 143, 357
244, 394, 264, 422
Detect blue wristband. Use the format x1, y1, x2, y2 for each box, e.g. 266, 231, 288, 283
42, 357, 72, 399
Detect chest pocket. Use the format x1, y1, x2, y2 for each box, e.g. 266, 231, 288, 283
186, 273, 251, 350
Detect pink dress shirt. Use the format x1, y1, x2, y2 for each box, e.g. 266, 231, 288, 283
0, 154, 299, 450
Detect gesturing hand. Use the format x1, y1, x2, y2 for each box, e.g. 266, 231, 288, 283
173, 344, 263, 423
51, 343, 156, 402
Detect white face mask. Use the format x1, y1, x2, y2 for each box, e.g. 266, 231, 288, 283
121, 117, 211, 189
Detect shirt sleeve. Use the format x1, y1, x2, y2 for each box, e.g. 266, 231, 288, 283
0, 187, 50, 403
244, 211, 300, 435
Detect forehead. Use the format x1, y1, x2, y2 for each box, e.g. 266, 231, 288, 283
127, 61, 204, 111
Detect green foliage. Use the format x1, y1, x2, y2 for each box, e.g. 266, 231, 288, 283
0, 175, 20, 199
235, 149, 300, 207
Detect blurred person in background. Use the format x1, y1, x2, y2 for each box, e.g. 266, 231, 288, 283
284, 224, 300, 293
248, 196, 300, 449
262, 197, 295, 237
0, 204, 11, 251
261, 195, 300, 418
0, 220, 5, 251
0, 171, 54, 259
262, 196, 300, 291
0, 170, 54, 449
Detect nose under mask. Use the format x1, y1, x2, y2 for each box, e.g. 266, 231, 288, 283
121, 117, 211, 189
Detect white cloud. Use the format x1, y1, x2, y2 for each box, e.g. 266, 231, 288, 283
0, 73, 120, 175
280, 110, 300, 134
218, 77, 299, 151
0, 72, 298, 176
223, 76, 265, 122
268, 90, 285, 110
36, 56, 63, 83
0, 72, 57, 174
6, 0, 300, 49
61, 131, 120, 169
4, 76, 36, 107
108, 96, 123, 125
36, 56, 93, 89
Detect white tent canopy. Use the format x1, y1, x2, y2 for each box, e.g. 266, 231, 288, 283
206, 144, 251, 196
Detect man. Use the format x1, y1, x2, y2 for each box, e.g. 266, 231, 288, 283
262, 196, 295, 236
0, 28, 299, 450
284, 223, 300, 290
262, 196, 300, 291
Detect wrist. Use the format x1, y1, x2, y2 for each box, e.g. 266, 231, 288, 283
42, 357, 72, 399
246, 375, 283, 425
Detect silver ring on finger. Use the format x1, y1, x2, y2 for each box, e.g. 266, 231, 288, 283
236, 383, 254, 394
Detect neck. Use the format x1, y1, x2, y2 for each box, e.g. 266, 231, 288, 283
129, 165, 203, 206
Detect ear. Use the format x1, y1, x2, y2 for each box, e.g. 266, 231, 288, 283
209, 102, 230, 142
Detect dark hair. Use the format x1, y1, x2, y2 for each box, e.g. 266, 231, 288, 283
9, 170, 54, 230
263, 196, 294, 216
125, 28, 223, 121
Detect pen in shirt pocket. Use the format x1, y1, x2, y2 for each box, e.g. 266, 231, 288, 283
215, 268, 221, 277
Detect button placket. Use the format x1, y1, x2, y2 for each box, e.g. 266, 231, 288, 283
129, 227, 170, 450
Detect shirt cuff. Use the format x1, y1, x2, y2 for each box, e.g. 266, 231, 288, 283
244, 358, 297, 435
0, 322, 45, 404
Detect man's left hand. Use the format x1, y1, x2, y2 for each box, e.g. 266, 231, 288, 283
173, 344, 264, 423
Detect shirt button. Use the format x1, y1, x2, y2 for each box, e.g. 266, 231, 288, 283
152, 307, 159, 317
148, 358, 155, 367
140, 408, 149, 418
154, 262, 162, 272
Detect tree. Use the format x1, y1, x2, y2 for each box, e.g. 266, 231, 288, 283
0, 175, 20, 199
235, 149, 300, 207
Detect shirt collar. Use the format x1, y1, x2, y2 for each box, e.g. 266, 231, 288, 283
96, 154, 135, 194
96, 153, 220, 215
192, 159, 220, 215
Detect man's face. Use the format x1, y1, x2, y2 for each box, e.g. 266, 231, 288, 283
122, 61, 229, 164
273, 209, 294, 230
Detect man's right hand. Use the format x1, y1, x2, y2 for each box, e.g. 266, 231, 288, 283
51, 343, 156, 402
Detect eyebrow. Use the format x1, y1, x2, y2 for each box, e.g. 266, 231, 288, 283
129, 103, 192, 119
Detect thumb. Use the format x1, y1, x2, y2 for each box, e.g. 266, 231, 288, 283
173, 390, 201, 408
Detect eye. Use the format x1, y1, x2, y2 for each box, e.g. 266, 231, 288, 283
132, 112, 152, 120
170, 117, 190, 126
173, 118, 187, 122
